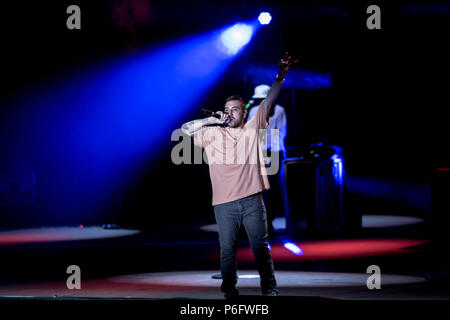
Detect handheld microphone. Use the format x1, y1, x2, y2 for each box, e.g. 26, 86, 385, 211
201, 108, 231, 125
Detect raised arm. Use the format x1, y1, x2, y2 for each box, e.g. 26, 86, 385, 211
261, 52, 298, 121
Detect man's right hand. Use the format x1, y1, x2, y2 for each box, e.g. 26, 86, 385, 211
209, 111, 229, 125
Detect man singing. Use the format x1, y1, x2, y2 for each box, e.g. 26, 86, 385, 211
181, 53, 295, 299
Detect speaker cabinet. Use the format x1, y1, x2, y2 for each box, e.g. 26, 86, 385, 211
282, 156, 347, 237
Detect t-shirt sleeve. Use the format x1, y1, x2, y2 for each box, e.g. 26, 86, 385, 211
245, 100, 269, 129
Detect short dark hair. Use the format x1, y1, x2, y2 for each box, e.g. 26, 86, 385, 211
225, 95, 245, 110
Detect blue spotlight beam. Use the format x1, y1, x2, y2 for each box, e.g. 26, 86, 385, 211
3, 22, 260, 224
219, 22, 258, 56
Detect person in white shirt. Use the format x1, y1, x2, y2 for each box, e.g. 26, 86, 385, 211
247, 84, 287, 237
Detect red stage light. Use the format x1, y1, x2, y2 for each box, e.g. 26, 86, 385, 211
207, 239, 429, 262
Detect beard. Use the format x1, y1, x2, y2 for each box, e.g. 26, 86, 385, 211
228, 118, 242, 128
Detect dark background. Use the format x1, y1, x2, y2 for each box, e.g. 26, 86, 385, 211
0, 0, 448, 229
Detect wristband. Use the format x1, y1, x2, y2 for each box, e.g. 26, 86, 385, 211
276, 74, 285, 82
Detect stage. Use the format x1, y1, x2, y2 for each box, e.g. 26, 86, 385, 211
0, 215, 448, 301
1, 1, 449, 317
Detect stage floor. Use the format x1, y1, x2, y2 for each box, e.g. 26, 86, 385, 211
0, 215, 449, 300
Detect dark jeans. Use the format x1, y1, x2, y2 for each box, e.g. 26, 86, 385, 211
213, 193, 277, 295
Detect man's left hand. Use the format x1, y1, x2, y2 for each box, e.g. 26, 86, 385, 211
278, 52, 298, 79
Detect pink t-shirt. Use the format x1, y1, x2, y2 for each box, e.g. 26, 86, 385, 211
193, 102, 270, 206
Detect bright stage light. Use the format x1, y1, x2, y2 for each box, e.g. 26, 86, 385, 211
220, 23, 254, 55
283, 242, 304, 256
238, 274, 260, 279
258, 12, 272, 25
